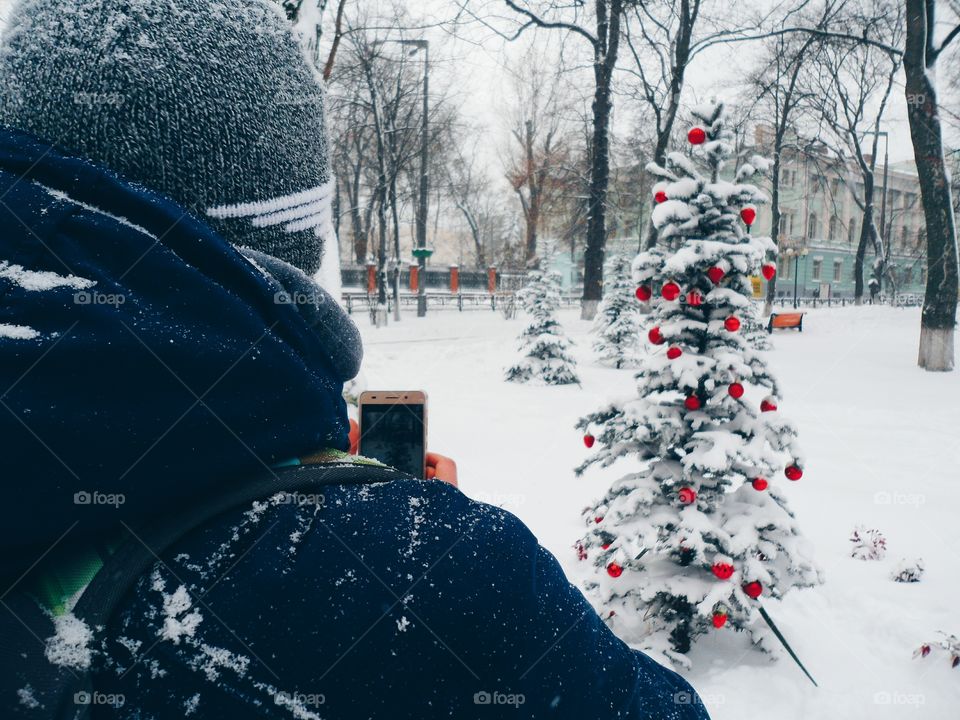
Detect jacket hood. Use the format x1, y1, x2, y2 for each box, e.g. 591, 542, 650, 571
0, 126, 356, 558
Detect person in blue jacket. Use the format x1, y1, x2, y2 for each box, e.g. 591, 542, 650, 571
0, 1, 710, 718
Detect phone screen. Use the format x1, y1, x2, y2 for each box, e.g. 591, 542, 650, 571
360, 402, 425, 478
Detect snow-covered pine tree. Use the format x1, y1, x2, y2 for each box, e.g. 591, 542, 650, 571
506, 267, 579, 385
574, 101, 820, 669
593, 254, 643, 368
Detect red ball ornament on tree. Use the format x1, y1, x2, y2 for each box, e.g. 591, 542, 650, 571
601, 543, 611, 550
760, 397, 778, 413
666, 346, 683, 360
648, 326, 665, 345
724, 316, 741, 332
688, 126, 707, 145
785, 464, 804, 481
606, 562, 623, 578
761, 263, 777, 281
686, 290, 704, 306
740, 206, 757, 226
707, 266, 726, 284
635, 285, 653, 302
583, 434, 596, 449
678, 487, 697, 505
654, 190, 668, 204
684, 395, 701, 411
728, 382, 744, 399
711, 562, 734, 580
712, 612, 728, 629
752, 477, 769, 491
662, 281, 681, 301
742, 581, 763, 599
595, 515, 604, 524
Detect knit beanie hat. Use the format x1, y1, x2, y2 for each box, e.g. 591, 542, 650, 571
0, 0, 333, 276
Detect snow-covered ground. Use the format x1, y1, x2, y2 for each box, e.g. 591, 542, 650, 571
357, 303, 960, 720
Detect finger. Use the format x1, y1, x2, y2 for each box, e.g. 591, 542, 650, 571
348, 418, 360, 455
425, 465, 436, 480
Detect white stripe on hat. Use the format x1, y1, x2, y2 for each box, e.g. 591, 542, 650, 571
206, 180, 334, 221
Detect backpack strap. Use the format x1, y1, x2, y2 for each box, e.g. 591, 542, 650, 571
2, 461, 412, 719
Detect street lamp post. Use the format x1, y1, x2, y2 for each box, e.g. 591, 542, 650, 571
377, 38, 429, 318
785, 247, 809, 309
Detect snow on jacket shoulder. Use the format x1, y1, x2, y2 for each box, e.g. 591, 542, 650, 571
93, 477, 709, 720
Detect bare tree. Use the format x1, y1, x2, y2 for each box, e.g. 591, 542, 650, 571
904, 0, 960, 371
806, 1, 903, 304
501, 0, 627, 319
502, 50, 571, 266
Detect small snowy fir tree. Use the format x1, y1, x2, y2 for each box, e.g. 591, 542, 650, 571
593, 255, 643, 368
890, 558, 924, 583
573, 101, 820, 669
506, 267, 579, 385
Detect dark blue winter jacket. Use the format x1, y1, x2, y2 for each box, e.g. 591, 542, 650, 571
0, 127, 709, 719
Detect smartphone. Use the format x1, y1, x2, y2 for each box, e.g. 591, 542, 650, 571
358, 391, 427, 478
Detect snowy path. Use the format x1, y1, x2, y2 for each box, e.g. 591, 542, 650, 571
357, 304, 960, 720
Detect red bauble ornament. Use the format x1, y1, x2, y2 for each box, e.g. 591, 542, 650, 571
648, 327, 665, 345
666, 346, 683, 360
742, 581, 763, 599
654, 190, 668, 204
607, 562, 623, 578
740, 207, 757, 226
684, 395, 701, 411
583, 434, 596, 448
635, 285, 653, 302
752, 477, 769, 491
712, 612, 728, 629
662, 281, 681, 301
760, 397, 778, 413
761, 263, 777, 281
711, 562, 734, 580
686, 290, 704, 306
707, 266, 726, 284
728, 382, 745, 399
724, 316, 741, 332
688, 127, 707, 145
601, 543, 611, 550
594, 516, 604, 523
678, 487, 697, 505
785, 464, 803, 481
920, 644, 932, 658
576, 542, 587, 560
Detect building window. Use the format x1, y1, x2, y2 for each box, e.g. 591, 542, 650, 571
829, 216, 839, 242
830, 178, 841, 197
848, 223, 858, 245
781, 258, 793, 280
903, 266, 913, 285
921, 266, 927, 284
812, 258, 823, 281
807, 213, 818, 240
833, 259, 843, 282
900, 226, 909, 249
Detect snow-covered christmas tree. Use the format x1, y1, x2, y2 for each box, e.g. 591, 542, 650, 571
506, 266, 579, 385
593, 254, 643, 368
574, 101, 820, 669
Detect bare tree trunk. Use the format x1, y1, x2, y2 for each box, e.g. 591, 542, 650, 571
765, 153, 782, 315
581, 0, 623, 320
905, 0, 958, 371
854, 194, 875, 305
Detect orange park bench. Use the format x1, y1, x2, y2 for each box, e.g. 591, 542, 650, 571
768, 312, 805, 333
